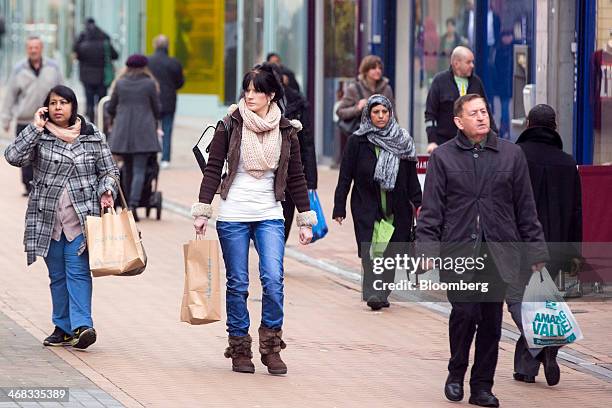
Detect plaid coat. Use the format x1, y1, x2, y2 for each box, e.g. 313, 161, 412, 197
4, 116, 119, 265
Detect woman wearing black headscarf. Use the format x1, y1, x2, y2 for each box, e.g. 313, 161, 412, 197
333, 94, 422, 310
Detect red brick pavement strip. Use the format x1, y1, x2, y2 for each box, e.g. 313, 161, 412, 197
1, 152, 612, 406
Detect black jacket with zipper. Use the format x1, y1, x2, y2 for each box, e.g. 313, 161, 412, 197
416, 130, 548, 284
425, 67, 497, 146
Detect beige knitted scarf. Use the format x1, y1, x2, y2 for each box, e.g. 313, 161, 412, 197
238, 98, 282, 179
45, 117, 82, 144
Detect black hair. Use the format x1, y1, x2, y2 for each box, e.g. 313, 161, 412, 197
44, 85, 79, 126
241, 63, 284, 103
266, 52, 280, 62
446, 17, 456, 27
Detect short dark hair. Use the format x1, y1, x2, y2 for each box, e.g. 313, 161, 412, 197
446, 17, 456, 27
453, 94, 486, 117
266, 52, 280, 62
44, 85, 79, 126
241, 63, 284, 103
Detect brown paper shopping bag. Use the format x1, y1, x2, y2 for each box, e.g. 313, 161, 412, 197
180, 238, 221, 325
85, 178, 147, 277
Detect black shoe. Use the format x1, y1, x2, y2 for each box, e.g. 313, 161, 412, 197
72, 326, 97, 350
444, 376, 464, 402
513, 372, 536, 383
366, 296, 384, 311
381, 300, 390, 308
468, 390, 499, 407
541, 348, 560, 386
43, 327, 74, 346
129, 207, 140, 222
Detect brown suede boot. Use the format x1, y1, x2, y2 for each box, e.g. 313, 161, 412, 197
223, 334, 255, 373
258, 326, 287, 375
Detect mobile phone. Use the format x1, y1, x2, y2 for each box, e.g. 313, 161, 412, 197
40, 111, 49, 120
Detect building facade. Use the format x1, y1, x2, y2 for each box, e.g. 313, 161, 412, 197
0, 0, 607, 164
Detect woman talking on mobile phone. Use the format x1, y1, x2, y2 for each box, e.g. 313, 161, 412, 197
4, 85, 119, 350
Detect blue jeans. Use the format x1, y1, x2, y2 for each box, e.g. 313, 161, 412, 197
44, 233, 93, 333
161, 113, 175, 162
216, 219, 285, 337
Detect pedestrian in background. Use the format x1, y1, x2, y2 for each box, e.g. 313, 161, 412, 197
507, 104, 582, 387
493, 30, 515, 140
336, 55, 394, 162
1, 36, 63, 196
272, 64, 318, 241
439, 18, 463, 72
417, 94, 548, 407
192, 63, 316, 375
107, 54, 161, 220
266, 52, 300, 93
73, 18, 118, 122
148, 34, 185, 169
425, 46, 495, 153
333, 94, 421, 310
4, 85, 119, 350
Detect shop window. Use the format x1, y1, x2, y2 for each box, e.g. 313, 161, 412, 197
411, 0, 472, 152
592, 0, 612, 164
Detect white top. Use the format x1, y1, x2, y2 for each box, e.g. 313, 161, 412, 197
217, 154, 284, 222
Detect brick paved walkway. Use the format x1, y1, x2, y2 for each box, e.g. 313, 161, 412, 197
0, 310, 123, 407
0, 119, 611, 407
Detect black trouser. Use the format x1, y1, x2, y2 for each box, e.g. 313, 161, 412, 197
446, 247, 507, 393
360, 238, 402, 302
122, 154, 149, 208
83, 82, 107, 123
281, 192, 295, 243
16, 124, 32, 192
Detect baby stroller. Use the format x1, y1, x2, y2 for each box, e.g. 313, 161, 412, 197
96, 97, 163, 220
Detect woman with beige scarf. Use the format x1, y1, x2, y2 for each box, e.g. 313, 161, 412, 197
5, 85, 119, 350
192, 64, 317, 375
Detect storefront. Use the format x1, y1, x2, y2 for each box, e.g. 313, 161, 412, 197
0, 0, 144, 87
575, 0, 612, 165
145, 0, 309, 116
398, 0, 536, 153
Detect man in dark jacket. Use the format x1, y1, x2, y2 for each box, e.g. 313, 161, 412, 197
506, 104, 582, 387
148, 34, 185, 168
73, 18, 118, 122
417, 94, 548, 407
425, 46, 496, 153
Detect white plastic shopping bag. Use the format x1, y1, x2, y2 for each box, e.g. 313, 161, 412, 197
521, 268, 583, 348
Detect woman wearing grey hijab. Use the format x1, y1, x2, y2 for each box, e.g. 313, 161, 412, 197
333, 94, 422, 310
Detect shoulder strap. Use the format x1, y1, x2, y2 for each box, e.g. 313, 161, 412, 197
354, 81, 364, 100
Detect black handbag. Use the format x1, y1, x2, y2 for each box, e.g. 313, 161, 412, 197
192, 117, 232, 194
193, 117, 232, 174
337, 81, 365, 135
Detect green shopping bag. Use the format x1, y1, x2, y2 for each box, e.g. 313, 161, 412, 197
370, 146, 395, 259
371, 217, 395, 258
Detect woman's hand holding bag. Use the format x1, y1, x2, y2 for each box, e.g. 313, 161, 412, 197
194, 216, 208, 237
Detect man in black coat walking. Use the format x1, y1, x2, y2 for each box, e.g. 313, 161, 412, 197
417, 94, 548, 407
148, 34, 185, 168
425, 46, 496, 153
506, 104, 582, 387
73, 18, 118, 122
